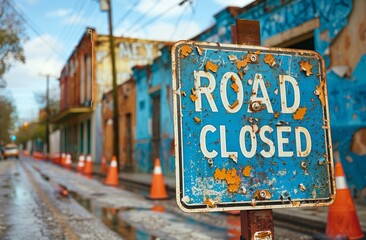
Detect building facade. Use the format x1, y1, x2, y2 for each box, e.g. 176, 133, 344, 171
52, 28, 168, 163
133, 0, 366, 198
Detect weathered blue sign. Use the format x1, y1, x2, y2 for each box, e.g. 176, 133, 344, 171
172, 41, 335, 212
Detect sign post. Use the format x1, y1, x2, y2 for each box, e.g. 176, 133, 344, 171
232, 19, 274, 240
172, 19, 335, 240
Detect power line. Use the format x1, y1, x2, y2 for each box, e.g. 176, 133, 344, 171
62, 1, 97, 52
122, 0, 163, 36
169, 1, 191, 40
114, 0, 140, 30
125, 0, 191, 36
5, 0, 66, 59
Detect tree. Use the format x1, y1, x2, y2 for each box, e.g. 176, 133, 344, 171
0, 94, 17, 143
0, 0, 26, 81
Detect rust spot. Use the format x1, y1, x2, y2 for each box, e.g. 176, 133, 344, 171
231, 82, 239, 93
180, 45, 192, 58
204, 198, 217, 208
205, 61, 218, 73
214, 168, 226, 180
249, 100, 265, 112
299, 183, 306, 192
228, 54, 237, 61
194, 117, 201, 124
315, 80, 326, 106
263, 54, 276, 67
293, 107, 307, 120
235, 54, 251, 70
292, 201, 301, 207
196, 46, 204, 55
299, 60, 313, 76
214, 168, 240, 193
274, 111, 280, 119
181, 91, 186, 96
243, 166, 252, 177
238, 71, 244, 79
256, 231, 271, 238
190, 94, 197, 102
230, 100, 239, 109
351, 128, 366, 155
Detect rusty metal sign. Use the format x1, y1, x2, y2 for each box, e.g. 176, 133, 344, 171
172, 41, 335, 212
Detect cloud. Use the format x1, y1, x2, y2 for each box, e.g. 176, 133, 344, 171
47, 8, 72, 18
4, 34, 63, 121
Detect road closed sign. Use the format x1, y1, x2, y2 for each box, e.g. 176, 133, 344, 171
172, 41, 335, 212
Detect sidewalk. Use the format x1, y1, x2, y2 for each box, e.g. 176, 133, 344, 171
91, 163, 366, 234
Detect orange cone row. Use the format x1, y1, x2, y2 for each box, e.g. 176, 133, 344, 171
105, 156, 119, 186
326, 162, 364, 239
148, 158, 169, 200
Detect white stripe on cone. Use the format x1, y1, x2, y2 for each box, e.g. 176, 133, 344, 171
110, 161, 117, 167
154, 166, 162, 175
79, 155, 85, 161
86, 155, 92, 162
336, 176, 348, 189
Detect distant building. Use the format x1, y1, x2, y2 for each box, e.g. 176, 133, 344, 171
51, 28, 168, 163
102, 78, 136, 171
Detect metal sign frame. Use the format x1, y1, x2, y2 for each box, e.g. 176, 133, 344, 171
172, 40, 335, 213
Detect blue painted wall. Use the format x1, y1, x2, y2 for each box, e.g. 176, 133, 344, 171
134, 0, 366, 196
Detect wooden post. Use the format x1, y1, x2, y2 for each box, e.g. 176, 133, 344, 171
231, 19, 275, 240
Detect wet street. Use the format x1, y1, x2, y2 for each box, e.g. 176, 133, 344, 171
0, 156, 315, 239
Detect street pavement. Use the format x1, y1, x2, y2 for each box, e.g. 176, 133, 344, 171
1, 155, 350, 239
0, 158, 121, 239
30, 156, 313, 239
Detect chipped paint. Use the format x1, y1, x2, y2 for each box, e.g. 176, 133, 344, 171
228, 54, 237, 61
299, 60, 313, 76
205, 61, 218, 73
293, 107, 307, 120
299, 183, 306, 192
230, 100, 239, 109
274, 111, 280, 119
236, 54, 251, 70
204, 198, 218, 208
230, 82, 239, 93
194, 117, 201, 124
243, 166, 252, 177
180, 45, 192, 58
196, 46, 203, 56
263, 54, 276, 67
214, 168, 241, 193
315, 80, 326, 106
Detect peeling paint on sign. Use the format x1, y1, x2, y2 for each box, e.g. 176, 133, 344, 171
180, 45, 192, 58
263, 54, 276, 67
205, 61, 218, 73
315, 80, 326, 106
172, 41, 334, 213
299, 60, 313, 76
293, 107, 307, 120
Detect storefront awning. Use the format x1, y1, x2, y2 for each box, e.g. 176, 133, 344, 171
50, 107, 92, 125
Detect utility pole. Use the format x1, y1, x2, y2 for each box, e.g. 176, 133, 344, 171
39, 74, 50, 156
101, 0, 120, 170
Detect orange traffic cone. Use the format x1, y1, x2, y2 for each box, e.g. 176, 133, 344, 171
60, 153, 66, 166
105, 156, 119, 186
147, 158, 169, 200
83, 154, 93, 175
326, 162, 364, 239
64, 153, 72, 170
77, 154, 85, 173
101, 156, 108, 174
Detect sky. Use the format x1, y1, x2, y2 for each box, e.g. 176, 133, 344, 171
3, 0, 254, 124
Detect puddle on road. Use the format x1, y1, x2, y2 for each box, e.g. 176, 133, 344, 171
70, 190, 240, 240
